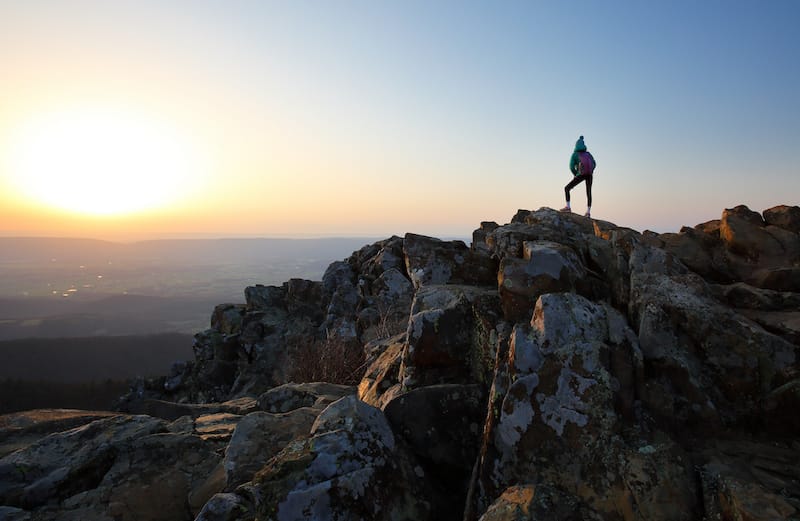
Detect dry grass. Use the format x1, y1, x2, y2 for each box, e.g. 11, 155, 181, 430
288, 335, 368, 386
375, 300, 409, 340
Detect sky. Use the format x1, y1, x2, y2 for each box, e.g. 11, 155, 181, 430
1, 0, 798, 241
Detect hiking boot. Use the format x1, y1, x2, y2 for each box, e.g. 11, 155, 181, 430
559, 206, 571, 213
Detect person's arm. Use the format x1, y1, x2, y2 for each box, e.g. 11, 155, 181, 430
569, 152, 579, 175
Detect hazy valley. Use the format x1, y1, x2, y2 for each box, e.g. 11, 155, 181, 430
0, 236, 380, 335
0, 236, 379, 412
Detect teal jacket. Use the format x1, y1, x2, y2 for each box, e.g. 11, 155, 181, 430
569, 136, 596, 176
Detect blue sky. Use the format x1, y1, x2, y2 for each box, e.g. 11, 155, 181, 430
1, 0, 798, 238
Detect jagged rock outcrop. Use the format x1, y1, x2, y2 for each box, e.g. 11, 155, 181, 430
240, 395, 434, 520
0, 414, 222, 521
223, 383, 353, 491
1, 204, 799, 520
468, 293, 698, 520
0, 384, 356, 520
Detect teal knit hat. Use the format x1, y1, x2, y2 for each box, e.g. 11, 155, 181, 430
574, 135, 587, 152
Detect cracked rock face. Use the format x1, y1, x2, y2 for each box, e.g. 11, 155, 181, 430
498, 241, 589, 322
399, 285, 501, 389
247, 395, 433, 521
474, 294, 681, 519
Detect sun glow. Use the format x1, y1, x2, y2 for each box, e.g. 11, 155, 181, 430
5, 105, 202, 216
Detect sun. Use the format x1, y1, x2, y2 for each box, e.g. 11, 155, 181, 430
5, 105, 199, 216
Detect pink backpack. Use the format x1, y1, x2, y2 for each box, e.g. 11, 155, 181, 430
578, 151, 595, 175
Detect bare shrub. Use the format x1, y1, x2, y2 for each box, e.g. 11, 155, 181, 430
288, 335, 368, 386
375, 300, 409, 340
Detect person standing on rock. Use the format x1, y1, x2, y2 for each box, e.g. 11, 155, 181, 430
561, 135, 596, 217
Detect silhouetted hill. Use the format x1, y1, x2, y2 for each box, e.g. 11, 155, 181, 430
0, 332, 194, 413
0, 295, 214, 339
0, 333, 193, 382
0, 380, 131, 414
0, 236, 378, 266
0, 237, 121, 264
0, 236, 385, 339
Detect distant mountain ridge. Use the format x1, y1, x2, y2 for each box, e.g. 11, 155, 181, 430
0, 333, 194, 383
0, 236, 395, 340
0, 236, 383, 265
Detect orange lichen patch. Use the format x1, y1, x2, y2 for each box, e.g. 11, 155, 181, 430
497, 484, 537, 513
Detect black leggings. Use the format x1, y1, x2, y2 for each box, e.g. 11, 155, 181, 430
565, 174, 593, 206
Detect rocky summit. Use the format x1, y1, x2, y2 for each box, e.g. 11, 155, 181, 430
1, 204, 799, 521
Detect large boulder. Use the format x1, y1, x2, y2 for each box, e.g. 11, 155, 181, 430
244, 395, 434, 520
244, 284, 285, 311
472, 221, 500, 254
720, 205, 800, 269
210, 304, 246, 335
399, 285, 502, 389
189, 330, 240, 398
403, 233, 497, 289
629, 269, 797, 433
256, 382, 354, 413
222, 408, 318, 490
358, 334, 406, 409
320, 236, 415, 344
321, 260, 360, 341
763, 204, 800, 234
0, 409, 119, 459
0, 414, 223, 521
384, 384, 484, 471
720, 205, 777, 259
0, 415, 166, 509
360, 267, 415, 338
658, 227, 730, 282
471, 293, 698, 520
219, 382, 357, 490
384, 384, 486, 519
657, 205, 800, 290
497, 241, 588, 322
119, 396, 257, 421
346, 235, 407, 283
711, 281, 800, 311
509, 208, 595, 244
231, 279, 327, 397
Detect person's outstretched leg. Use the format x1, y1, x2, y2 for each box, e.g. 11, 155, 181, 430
585, 175, 593, 217
562, 175, 585, 212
